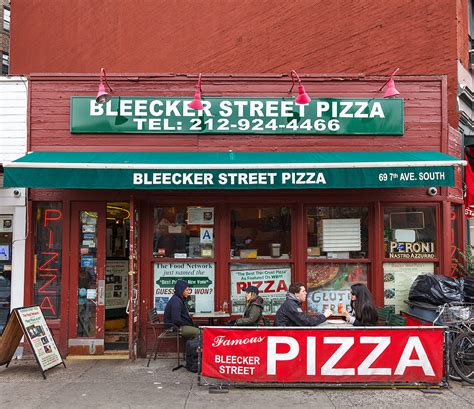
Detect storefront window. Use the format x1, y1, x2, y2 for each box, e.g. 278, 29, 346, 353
230, 263, 291, 314
307, 207, 368, 259
77, 211, 98, 337
0, 215, 13, 334
230, 206, 291, 259
153, 206, 215, 259
383, 262, 434, 314
307, 263, 368, 314
383, 206, 437, 259
154, 262, 215, 313
33, 203, 63, 319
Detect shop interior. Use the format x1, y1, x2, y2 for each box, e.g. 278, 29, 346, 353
104, 202, 130, 351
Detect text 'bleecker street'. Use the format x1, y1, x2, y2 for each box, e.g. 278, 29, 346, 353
132, 172, 327, 186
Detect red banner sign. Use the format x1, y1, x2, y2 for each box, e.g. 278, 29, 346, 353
201, 327, 444, 384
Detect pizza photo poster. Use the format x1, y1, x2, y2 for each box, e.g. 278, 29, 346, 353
307, 263, 368, 313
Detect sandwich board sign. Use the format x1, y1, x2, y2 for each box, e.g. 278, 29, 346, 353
0, 306, 65, 379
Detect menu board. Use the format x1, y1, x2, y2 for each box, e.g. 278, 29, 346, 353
16, 306, 63, 372
154, 262, 215, 313
383, 262, 434, 313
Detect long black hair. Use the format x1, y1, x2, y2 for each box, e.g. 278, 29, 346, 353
350, 283, 378, 325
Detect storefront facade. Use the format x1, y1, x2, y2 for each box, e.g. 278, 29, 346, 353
0, 76, 27, 338
4, 73, 465, 358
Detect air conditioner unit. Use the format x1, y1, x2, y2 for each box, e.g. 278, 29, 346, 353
469, 49, 474, 70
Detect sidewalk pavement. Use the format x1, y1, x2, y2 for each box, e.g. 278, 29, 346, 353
0, 357, 472, 409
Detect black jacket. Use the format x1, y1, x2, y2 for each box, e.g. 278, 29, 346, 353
163, 279, 194, 327
235, 296, 264, 326
274, 293, 326, 326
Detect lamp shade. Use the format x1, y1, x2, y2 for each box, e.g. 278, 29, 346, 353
383, 78, 400, 98
96, 82, 111, 104
189, 89, 204, 110
289, 70, 311, 105
295, 84, 311, 104
96, 68, 112, 104
189, 73, 204, 111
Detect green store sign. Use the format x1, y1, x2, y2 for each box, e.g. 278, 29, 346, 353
70, 97, 404, 135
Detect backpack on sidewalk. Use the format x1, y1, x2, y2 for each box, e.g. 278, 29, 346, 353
185, 336, 201, 373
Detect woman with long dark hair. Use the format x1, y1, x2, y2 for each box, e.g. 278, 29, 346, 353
341, 283, 378, 326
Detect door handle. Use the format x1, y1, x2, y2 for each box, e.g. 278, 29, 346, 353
98, 279, 105, 306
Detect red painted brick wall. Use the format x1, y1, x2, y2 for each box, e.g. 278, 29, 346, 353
10, 0, 468, 127
28, 73, 445, 155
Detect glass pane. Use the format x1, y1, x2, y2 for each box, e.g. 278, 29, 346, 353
0, 215, 13, 334
383, 262, 434, 314
33, 203, 63, 319
307, 263, 368, 314
231, 207, 291, 259
383, 206, 436, 259
230, 263, 291, 314
152, 206, 214, 259
307, 207, 368, 259
154, 262, 215, 313
77, 211, 98, 337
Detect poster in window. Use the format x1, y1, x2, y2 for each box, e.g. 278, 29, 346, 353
187, 207, 214, 225
383, 262, 434, 313
105, 260, 129, 309
307, 263, 368, 314
154, 262, 215, 313
230, 264, 291, 314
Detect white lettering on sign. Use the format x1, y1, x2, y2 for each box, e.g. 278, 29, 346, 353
89, 99, 387, 120
281, 172, 326, 185
212, 335, 265, 348
264, 335, 435, 377
267, 336, 300, 375
315, 101, 384, 119
394, 336, 434, 376
321, 337, 355, 376
132, 172, 327, 186
358, 337, 391, 375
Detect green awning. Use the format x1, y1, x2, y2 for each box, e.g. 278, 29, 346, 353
3, 151, 465, 190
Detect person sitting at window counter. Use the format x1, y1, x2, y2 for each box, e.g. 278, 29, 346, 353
341, 283, 378, 326
274, 282, 332, 326
232, 285, 264, 326
164, 279, 200, 339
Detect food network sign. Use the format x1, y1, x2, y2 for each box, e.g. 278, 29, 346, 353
201, 327, 444, 384
70, 97, 404, 135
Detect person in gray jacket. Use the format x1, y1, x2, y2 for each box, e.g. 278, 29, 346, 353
234, 285, 264, 326
274, 282, 331, 326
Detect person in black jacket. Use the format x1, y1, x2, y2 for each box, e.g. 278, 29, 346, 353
274, 282, 331, 326
341, 283, 378, 326
164, 279, 200, 339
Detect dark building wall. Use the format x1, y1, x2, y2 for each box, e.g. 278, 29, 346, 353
10, 0, 468, 128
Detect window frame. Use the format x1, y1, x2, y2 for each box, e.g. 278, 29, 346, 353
3, 6, 10, 32
2, 52, 9, 75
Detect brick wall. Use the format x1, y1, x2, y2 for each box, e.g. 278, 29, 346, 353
9, 0, 468, 127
